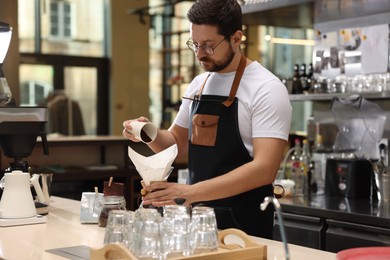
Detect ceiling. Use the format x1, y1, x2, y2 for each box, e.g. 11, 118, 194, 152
241, 1, 314, 29
128, 0, 314, 29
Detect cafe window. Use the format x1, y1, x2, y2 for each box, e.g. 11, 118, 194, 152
19, 0, 105, 57
20, 81, 53, 106
18, 0, 109, 135
49, 1, 74, 39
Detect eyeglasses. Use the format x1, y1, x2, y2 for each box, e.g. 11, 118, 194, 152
186, 37, 227, 55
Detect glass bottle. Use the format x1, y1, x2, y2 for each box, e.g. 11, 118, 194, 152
290, 138, 302, 182
307, 63, 314, 92
300, 139, 311, 168
285, 138, 302, 180
291, 138, 308, 197
300, 139, 310, 196
311, 132, 326, 195
300, 64, 309, 93
291, 64, 302, 94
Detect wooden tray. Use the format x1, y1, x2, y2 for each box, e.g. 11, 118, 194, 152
90, 228, 267, 260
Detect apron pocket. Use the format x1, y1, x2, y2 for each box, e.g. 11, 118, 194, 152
213, 206, 242, 230
191, 114, 219, 147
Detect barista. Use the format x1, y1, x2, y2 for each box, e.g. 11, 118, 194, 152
123, 0, 291, 238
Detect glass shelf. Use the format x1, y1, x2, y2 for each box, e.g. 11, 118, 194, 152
289, 91, 390, 101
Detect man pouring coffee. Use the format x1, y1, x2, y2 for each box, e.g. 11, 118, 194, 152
123, 0, 291, 238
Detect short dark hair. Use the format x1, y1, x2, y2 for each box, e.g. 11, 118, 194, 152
187, 0, 242, 38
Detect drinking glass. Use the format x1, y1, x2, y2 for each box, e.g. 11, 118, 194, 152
103, 210, 133, 249
190, 206, 219, 254
132, 208, 165, 259
161, 205, 192, 257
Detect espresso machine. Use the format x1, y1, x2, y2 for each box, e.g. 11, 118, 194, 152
0, 22, 50, 226
325, 96, 386, 200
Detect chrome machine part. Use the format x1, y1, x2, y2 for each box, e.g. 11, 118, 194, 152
260, 196, 290, 260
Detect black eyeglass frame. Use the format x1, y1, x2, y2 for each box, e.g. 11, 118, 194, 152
186, 36, 228, 55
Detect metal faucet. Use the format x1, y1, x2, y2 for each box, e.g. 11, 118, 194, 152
260, 196, 290, 260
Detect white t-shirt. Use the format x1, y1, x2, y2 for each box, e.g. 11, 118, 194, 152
173, 61, 292, 157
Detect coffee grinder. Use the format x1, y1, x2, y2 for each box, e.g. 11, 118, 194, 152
0, 22, 50, 226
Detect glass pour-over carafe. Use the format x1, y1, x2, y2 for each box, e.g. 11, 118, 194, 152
0, 22, 13, 106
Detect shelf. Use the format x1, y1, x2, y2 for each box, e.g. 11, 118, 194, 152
0, 136, 147, 210
289, 91, 390, 101
48, 167, 136, 182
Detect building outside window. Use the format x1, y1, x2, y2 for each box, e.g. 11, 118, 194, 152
49, 1, 75, 40
18, 0, 108, 135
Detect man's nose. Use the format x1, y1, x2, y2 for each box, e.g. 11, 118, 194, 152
195, 48, 207, 59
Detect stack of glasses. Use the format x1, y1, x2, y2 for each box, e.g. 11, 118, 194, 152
103, 205, 219, 259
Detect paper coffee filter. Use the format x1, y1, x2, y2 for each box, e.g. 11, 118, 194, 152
128, 144, 178, 185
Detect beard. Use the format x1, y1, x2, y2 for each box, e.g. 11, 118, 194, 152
199, 46, 235, 72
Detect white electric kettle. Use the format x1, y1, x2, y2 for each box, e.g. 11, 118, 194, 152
0, 170, 46, 218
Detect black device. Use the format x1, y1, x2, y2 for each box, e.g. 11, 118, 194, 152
325, 158, 373, 199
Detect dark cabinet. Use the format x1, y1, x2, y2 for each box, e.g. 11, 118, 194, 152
326, 219, 390, 253
278, 195, 390, 253
273, 212, 325, 250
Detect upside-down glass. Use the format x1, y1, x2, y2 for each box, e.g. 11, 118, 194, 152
161, 205, 193, 257
190, 206, 219, 254
103, 210, 133, 249
132, 208, 165, 259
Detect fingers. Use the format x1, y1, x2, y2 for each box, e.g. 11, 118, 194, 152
143, 195, 177, 207
141, 183, 189, 207
122, 128, 141, 142
122, 117, 150, 142
142, 184, 180, 206
152, 200, 174, 207
122, 116, 150, 129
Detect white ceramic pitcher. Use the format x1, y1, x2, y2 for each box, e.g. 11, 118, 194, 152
0, 170, 42, 218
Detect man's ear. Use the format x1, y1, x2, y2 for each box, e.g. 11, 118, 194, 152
232, 30, 243, 44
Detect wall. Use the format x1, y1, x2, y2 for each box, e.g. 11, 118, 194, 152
109, 0, 150, 135
312, 0, 390, 141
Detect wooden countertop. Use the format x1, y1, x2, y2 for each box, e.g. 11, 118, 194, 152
0, 197, 336, 259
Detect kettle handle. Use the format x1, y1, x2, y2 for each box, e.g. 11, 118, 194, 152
0, 176, 4, 190
31, 174, 46, 203
40, 131, 49, 155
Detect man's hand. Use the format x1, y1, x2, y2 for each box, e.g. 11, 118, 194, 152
142, 182, 192, 207
122, 116, 150, 142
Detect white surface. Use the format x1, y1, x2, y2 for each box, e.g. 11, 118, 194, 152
0, 196, 336, 260
0, 215, 46, 227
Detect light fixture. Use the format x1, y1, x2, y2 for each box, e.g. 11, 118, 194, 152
265, 35, 315, 46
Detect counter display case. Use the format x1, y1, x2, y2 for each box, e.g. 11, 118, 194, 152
273, 195, 390, 253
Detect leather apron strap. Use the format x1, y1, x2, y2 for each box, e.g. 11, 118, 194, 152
194, 54, 247, 106
223, 54, 247, 107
